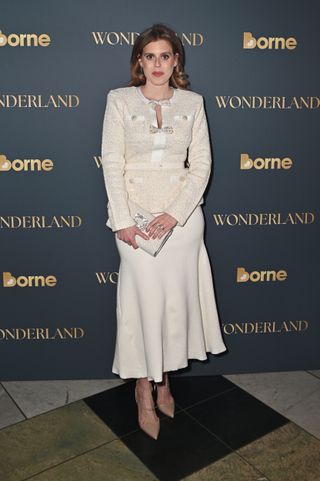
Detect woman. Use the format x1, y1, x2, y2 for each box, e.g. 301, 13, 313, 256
101, 23, 227, 440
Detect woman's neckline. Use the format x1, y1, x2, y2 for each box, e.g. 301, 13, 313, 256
136, 85, 177, 104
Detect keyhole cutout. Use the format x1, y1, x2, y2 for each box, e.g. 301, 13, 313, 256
155, 104, 162, 129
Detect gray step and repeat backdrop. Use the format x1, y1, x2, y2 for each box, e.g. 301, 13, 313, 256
1, 0, 319, 380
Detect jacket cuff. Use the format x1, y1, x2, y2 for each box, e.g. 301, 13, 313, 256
164, 207, 188, 227
106, 204, 136, 232
108, 218, 136, 232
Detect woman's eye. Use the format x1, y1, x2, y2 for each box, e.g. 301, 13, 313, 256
144, 54, 171, 60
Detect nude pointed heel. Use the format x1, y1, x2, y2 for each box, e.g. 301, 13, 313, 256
135, 382, 160, 440
155, 373, 175, 418
157, 399, 175, 418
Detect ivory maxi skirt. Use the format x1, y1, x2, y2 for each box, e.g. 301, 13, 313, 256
112, 205, 227, 383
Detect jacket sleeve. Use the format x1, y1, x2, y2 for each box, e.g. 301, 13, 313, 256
164, 95, 212, 227
101, 90, 136, 232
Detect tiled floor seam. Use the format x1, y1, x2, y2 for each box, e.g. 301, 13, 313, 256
286, 420, 320, 444
0, 382, 27, 420
306, 370, 320, 380
170, 385, 238, 411
221, 375, 320, 439
0, 397, 96, 433
18, 438, 126, 481
179, 405, 278, 481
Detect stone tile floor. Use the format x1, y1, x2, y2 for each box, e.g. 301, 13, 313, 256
0, 370, 319, 481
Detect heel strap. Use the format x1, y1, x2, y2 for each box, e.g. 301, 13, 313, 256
157, 401, 174, 407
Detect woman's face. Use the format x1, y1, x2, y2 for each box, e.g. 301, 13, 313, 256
138, 39, 178, 87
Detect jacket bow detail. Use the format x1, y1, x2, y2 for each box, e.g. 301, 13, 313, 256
148, 99, 172, 109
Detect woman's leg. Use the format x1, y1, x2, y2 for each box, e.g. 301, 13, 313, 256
135, 377, 159, 424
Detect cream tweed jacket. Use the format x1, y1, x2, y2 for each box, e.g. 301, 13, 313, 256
101, 85, 212, 232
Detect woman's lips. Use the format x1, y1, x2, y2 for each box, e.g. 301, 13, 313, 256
152, 72, 164, 76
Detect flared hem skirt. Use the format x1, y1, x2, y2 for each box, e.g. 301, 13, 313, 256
112, 205, 227, 383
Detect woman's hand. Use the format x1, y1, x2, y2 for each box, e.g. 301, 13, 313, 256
146, 213, 178, 239
116, 225, 150, 249
116, 213, 178, 249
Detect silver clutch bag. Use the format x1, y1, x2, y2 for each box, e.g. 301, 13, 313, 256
128, 199, 173, 257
